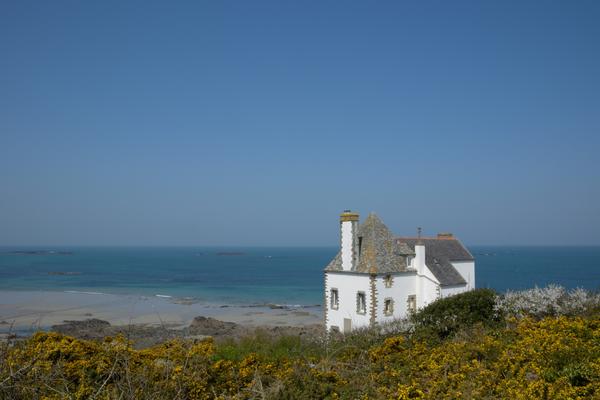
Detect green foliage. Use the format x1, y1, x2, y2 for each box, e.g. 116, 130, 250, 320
215, 329, 321, 361
411, 288, 501, 341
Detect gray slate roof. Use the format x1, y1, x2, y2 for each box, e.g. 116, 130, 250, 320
399, 238, 473, 286
325, 213, 413, 274
325, 214, 474, 287
325, 251, 342, 271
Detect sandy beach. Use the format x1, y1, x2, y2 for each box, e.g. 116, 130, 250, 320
0, 290, 323, 336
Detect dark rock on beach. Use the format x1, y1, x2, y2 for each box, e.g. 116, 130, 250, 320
52, 319, 111, 337
184, 318, 323, 341
50, 317, 323, 348
51, 319, 179, 348
186, 316, 241, 336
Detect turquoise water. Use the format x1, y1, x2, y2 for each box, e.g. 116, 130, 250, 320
0, 246, 598, 305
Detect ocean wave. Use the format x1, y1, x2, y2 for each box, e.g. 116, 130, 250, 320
155, 294, 172, 298
241, 303, 322, 309
64, 290, 107, 295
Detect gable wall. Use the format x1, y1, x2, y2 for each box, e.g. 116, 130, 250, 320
440, 284, 469, 297
325, 272, 372, 331
451, 261, 475, 290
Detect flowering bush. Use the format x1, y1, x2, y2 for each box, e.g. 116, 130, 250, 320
495, 284, 600, 319
1, 286, 599, 399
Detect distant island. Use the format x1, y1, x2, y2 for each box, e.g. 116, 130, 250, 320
7, 250, 73, 255
47, 271, 81, 276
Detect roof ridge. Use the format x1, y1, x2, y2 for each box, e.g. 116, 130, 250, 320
397, 236, 458, 240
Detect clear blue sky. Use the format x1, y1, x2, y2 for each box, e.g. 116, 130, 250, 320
1, 1, 599, 246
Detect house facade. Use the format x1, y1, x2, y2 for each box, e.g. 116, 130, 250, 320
324, 211, 475, 333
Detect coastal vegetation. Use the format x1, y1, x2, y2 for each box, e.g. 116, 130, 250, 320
1, 286, 599, 399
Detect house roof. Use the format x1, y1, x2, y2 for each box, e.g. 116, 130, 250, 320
325, 213, 413, 274
325, 214, 474, 287
398, 238, 473, 286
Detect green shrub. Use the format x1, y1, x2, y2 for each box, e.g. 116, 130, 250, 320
215, 330, 322, 362
411, 288, 501, 340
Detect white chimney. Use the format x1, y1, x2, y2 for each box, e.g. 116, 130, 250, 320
340, 210, 359, 271
415, 242, 426, 274
415, 227, 426, 274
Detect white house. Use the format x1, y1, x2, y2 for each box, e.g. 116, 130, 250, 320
324, 210, 475, 333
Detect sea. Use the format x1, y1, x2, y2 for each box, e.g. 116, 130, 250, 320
0, 246, 599, 306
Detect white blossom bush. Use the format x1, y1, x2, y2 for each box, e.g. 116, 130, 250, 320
377, 317, 414, 335
495, 284, 600, 318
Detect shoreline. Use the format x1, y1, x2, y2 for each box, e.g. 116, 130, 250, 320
0, 289, 323, 335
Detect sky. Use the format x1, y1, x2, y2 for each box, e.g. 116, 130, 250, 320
1, 1, 599, 246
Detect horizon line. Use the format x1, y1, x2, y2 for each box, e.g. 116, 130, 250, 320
1, 244, 600, 248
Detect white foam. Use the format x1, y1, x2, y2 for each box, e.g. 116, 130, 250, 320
155, 294, 172, 298
64, 290, 106, 295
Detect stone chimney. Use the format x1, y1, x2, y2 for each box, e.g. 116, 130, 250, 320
437, 232, 454, 240
340, 210, 359, 271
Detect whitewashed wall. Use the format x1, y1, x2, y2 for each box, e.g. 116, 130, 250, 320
440, 285, 468, 298
325, 272, 371, 331
374, 273, 416, 322
416, 271, 440, 309
452, 261, 475, 290
414, 245, 441, 309
325, 249, 474, 332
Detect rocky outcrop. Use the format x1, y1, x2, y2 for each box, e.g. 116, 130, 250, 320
185, 316, 243, 337
49, 317, 323, 348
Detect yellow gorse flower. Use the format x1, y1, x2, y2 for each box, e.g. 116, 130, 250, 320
1, 316, 598, 399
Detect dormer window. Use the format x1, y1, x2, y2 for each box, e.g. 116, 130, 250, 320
406, 256, 413, 268
358, 236, 363, 257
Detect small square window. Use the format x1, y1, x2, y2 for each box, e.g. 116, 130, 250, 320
330, 288, 339, 310
356, 292, 366, 314
384, 274, 393, 288
384, 298, 394, 316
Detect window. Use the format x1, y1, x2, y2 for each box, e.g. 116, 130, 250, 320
356, 292, 366, 314
384, 298, 394, 316
384, 274, 393, 288
406, 256, 413, 268
407, 295, 417, 313
330, 288, 339, 310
